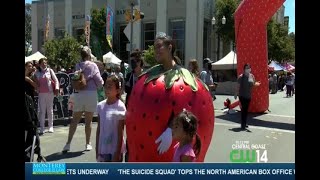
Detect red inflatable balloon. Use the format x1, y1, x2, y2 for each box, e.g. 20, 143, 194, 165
235, 0, 285, 113
126, 65, 214, 162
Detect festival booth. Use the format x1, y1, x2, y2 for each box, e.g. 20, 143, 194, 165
268, 61, 284, 72
212, 51, 237, 70
211, 51, 238, 95
91, 53, 97, 61
103, 52, 121, 65
282, 63, 295, 72
103, 52, 129, 67
25, 51, 46, 63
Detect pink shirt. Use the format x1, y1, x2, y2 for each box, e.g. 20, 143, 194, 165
35, 68, 59, 93
75, 61, 103, 91
96, 99, 126, 156
172, 143, 196, 162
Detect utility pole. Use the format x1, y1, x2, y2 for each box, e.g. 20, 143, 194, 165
130, 2, 134, 55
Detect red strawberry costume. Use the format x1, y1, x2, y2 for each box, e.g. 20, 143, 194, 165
125, 64, 214, 162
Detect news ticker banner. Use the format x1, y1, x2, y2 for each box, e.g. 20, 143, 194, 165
26, 163, 294, 180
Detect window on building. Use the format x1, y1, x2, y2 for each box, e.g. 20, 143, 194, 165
119, 25, 129, 62
143, 23, 156, 50
55, 28, 65, 39
169, 19, 185, 65
38, 29, 44, 50
73, 28, 84, 42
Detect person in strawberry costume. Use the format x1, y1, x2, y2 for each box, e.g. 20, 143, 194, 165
125, 32, 215, 162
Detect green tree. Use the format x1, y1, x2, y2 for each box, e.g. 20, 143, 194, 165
215, 0, 240, 44
25, 3, 32, 56
267, 19, 295, 63
90, 8, 112, 60
288, 32, 295, 48
78, 34, 87, 46
44, 35, 81, 69
143, 45, 157, 67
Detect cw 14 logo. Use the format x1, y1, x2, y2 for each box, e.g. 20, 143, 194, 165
230, 150, 268, 163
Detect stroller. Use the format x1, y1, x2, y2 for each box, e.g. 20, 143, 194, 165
25, 94, 46, 162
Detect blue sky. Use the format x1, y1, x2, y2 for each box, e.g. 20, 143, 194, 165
284, 0, 295, 33
25, 0, 295, 33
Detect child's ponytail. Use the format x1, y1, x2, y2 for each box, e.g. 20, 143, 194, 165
194, 133, 202, 158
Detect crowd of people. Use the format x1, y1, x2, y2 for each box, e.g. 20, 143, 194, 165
25, 40, 205, 162
25, 32, 294, 162
268, 71, 295, 97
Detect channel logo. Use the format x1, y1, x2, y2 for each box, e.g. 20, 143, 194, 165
32, 163, 66, 175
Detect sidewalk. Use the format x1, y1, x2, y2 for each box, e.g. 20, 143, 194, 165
51, 93, 295, 128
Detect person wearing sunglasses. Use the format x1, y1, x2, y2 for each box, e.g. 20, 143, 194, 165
124, 49, 144, 108
234, 63, 261, 130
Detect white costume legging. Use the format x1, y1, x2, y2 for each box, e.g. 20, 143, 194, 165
38, 93, 54, 132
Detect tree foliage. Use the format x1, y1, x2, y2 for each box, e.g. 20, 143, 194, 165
25, 3, 32, 56
215, 0, 240, 44
288, 32, 295, 48
215, 0, 295, 63
44, 35, 81, 69
267, 19, 295, 63
90, 8, 112, 60
143, 45, 157, 67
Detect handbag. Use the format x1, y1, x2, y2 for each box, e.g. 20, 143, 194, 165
49, 69, 58, 96
72, 63, 88, 91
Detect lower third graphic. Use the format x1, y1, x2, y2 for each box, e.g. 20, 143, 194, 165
32, 163, 66, 175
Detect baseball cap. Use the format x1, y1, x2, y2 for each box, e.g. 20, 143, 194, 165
203, 58, 213, 64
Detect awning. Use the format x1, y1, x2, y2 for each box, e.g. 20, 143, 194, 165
212, 51, 237, 70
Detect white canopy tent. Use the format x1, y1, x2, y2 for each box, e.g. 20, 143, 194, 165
103, 51, 122, 65
212, 51, 237, 70
90, 53, 97, 61
25, 51, 46, 63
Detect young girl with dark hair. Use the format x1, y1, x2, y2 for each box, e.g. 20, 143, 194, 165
96, 74, 126, 162
171, 109, 201, 162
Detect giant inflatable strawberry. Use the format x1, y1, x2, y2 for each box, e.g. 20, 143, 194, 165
235, 0, 284, 113
126, 64, 214, 162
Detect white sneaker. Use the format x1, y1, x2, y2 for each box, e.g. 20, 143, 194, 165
62, 144, 70, 152
48, 127, 54, 133
85, 144, 93, 151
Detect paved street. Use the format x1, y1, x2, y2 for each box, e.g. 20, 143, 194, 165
38, 91, 295, 163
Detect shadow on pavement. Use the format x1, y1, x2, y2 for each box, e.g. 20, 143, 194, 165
45, 151, 85, 161
283, 96, 294, 98
229, 127, 252, 133
216, 113, 295, 131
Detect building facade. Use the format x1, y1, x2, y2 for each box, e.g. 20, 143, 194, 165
32, 0, 228, 69
284, 16, 289, 30
273, 4, 285, 24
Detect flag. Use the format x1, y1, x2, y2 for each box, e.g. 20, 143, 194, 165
44, 15, 50, 41
106, 5, 114, 49
85, 15, 91, 46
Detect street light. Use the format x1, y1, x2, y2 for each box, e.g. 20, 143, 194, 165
129, 1, 136, 56
222, 16, 226, 25
127, 0, 144, 66
212, 16, 226, 61
211, 17, 216, 25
